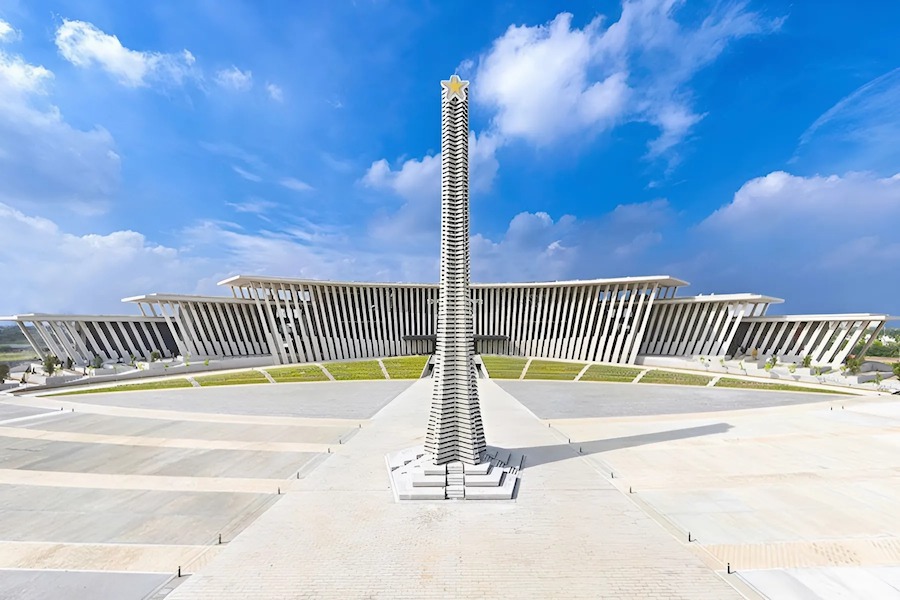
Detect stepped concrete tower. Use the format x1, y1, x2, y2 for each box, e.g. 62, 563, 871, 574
424, 74, 486, 466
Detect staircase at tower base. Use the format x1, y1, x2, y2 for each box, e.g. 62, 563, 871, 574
386, 445, 520, 501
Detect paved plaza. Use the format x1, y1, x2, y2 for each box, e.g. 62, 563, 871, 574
0, 378, 898, 598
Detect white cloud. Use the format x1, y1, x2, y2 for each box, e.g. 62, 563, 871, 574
0, 203, 207, 314
232, 165, 262, 182
794, 67, 900, 176
266, 82, 283, 102
279, 177, 313, 192
473, 2, 777, 156
215, 66, 253, 92
0, 18, 19, 43
0, 44, 119, 214
225, 197, 276, 214
55, 19, 196, 88
703, 171, 900, 236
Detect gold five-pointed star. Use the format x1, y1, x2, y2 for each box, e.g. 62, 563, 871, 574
441, 74, 468, 101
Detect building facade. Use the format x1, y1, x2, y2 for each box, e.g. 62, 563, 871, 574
2, 274, 890, 369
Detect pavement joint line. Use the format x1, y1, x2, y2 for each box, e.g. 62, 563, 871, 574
256, 368, 277, 384
0, 410, 74, 427
377, 359, 390, 380
1, 397, 365, 428
186, 377, 201, 388
573, 364, 592, 382
519, 357, 533, 380
0, 426, 339, 454
0, 468, 300, 494
316, 363, 335, 381
707, 375, 722, 387
631, 368, 651, 383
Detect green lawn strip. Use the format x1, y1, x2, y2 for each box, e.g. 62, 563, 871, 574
381, 356, 429, 379
49, 378, 193, 395
638, 370, 712, 386
0, 351, 39, 362
523, 359, 586, 381
265, 365, 329, 383
480, 355, 528, 379
323, 360, 385, 381
194, 370, 270, 387
715, 377, 851, 395
578, 364, 644, 383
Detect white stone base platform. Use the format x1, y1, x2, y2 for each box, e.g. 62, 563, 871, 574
386, 445, 519, 500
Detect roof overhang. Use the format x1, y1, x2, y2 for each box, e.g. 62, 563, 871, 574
218, 274, 690, 290
657, 293, 784, 305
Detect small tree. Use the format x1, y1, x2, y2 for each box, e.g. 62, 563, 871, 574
764, 356, 777, 372
91, 355, 103, 369
65, 356, 74, 370
150, 350, 161, 363
0, 363, 10, 381
893, 362, 900, 379
845, 356, 862, 376
788, 363, 797, 374
874, 372, 883, 386
802, 355, 813, 368
43, 355, 58, 376
751, 348, 759, 360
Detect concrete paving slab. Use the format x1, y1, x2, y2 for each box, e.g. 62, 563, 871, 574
740, 566, 900, 599
40, 380, 412, 419
0, 569, 169, 600
0, 486, 272, 544
167, 379, 741, 599
0, 437, 315, 478
0, 404, 53, 423
497, 380, 838, 419
20, 413, 349, 443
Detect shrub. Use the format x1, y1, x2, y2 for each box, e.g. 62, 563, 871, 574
764, 356, 777, 372
150, 350, 161, 362
203, 359, 210, 366
802, 355, 812, 368
91, 355, 104, 369
0, 363, 9, 381
845, 356, 862, 376
43, 355, 58, 376
788, 363, 797, 374
874, 372, 883, 385
751, 348, 759, 360
894, 363, 900, 379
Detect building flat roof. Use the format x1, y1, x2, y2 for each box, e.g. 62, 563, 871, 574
218, 274, 691, 289
657, 293, 784, 305
0, 313, 165, 322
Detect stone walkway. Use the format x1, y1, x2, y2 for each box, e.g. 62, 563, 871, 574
168, 379, 742, 599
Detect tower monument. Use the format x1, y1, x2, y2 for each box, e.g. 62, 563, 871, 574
424, 74, 486, 465
385, 75, 518, 500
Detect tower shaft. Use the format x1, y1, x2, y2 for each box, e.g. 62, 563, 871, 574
425, 76, 486, 466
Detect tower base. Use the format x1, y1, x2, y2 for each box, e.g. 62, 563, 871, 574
386, 445, 520, 501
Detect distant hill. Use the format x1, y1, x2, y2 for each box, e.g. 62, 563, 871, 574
0, 325, 30, 346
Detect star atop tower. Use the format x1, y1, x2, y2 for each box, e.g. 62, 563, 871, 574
441, 74, 469, 102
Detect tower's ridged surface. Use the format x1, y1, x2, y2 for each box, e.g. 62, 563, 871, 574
424, 76, 486, 466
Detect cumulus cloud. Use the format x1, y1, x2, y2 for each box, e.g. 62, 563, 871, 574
363, 131, 501, 242
0, 203, 207, 314
473, 3, 778, 155
215, 66, 253, 91
0, 18, 19, 43
55, 19, 196, 88
0, 39, 120, 214
266, 82, 283, 102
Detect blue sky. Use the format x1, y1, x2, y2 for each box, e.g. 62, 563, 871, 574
0, 0, 898, 320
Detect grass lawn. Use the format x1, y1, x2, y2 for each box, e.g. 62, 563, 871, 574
49, 378, 193, 395
0, 350, 39, 363
195, 370, 270, 386
524, 359, 586, 380
381, 355, 429, 379
323, 360, 385, 381
265, 364, 329, 383
580, 364, 643, 383
639, 370, 712, 386
480, 355, 528, 379
715, 377, 851, 395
